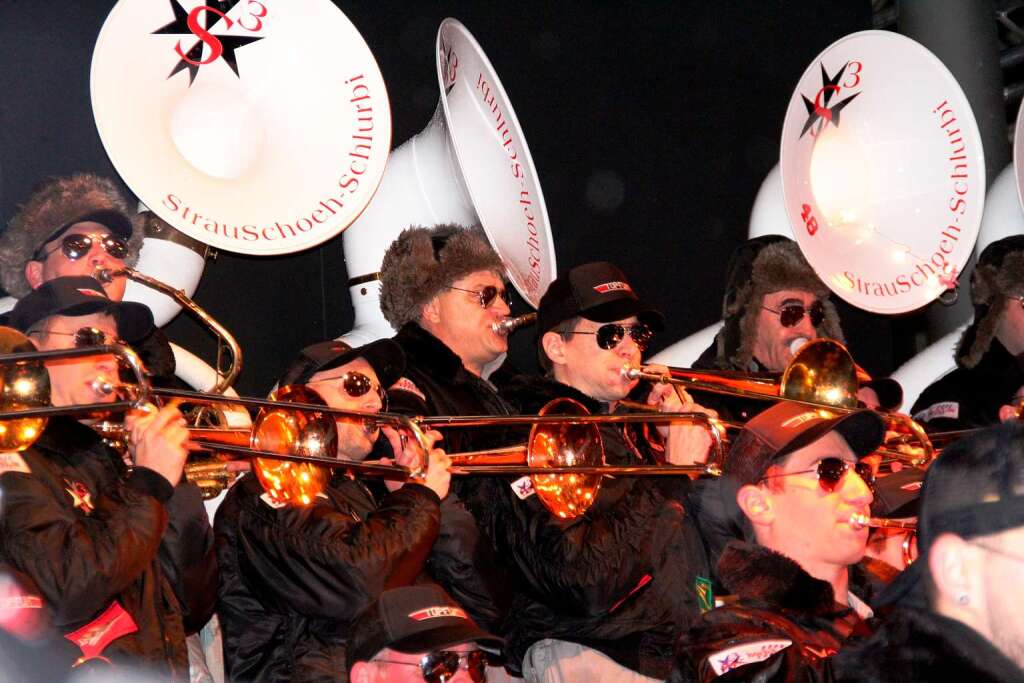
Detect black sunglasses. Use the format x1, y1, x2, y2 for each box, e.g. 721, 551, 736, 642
760, 456, 875, 493
762, 301, 825, 328
32, 327, 125, 349
567, 322, 653, 351
311, 370, 387, 408
376, 649, 487, 682
34, 233, 129, 262
446, 285, 511, 309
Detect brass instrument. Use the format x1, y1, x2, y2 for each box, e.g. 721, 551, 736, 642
492, 313, 536, 336
852, 513, 917, 566
624, 338, 935, 470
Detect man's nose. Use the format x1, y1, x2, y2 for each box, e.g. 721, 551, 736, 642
841, 466, 874, 506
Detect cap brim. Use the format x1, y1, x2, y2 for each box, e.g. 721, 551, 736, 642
389, 622, 504, 656
109, 301, 154, 343
317, 338, 406, 388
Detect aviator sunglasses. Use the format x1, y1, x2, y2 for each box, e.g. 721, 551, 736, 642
312, 370, 387, 408
446, 285, 511, 309
31, 327, 125, 349
34, 233, 129, 262
377, 649, 487, 683
762, 300, 825, 328
567, 322, 653, 351
760, 456, 875, 493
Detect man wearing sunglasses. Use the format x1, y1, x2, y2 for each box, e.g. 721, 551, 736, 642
348, 584, 502, 683
0, 276, 215, 677
215, 338, 453, 681
913, 236, 1024, 434
832, 424, 1024, 682
378, 224, 517, 638
489, 262, 715, 681
672, 401, 885, 682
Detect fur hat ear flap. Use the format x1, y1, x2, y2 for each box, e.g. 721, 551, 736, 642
0, 174, 142, 299
379, 224, 504, 329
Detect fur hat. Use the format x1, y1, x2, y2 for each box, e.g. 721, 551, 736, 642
716, 236, 843, 370
956, 236, 1024, 368
0, 174, 144, 298
379, 224, 504, 329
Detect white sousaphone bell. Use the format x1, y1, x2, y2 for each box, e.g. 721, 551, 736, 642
340, 18, 557, 347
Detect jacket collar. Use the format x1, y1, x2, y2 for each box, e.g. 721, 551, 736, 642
500, 374, 607, 415
395, 322, 468, 382
33, 415, 105, 457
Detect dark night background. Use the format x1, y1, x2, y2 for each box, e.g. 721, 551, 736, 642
0, 1, 987, 397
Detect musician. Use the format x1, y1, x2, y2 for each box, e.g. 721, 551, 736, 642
672, 401, 885, 682
694, 235, 899, 414
491, 261, 713, 681
912, 236, 1024, 432
0, 173, 176, 384
0, 276, 214, 678
347, 584, 503, 683
378, 224, 515, 636
833, 424, 1024, 682
215, 338, 451, 682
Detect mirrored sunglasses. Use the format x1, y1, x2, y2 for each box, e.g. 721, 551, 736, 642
34, 327, 125, 349
762, 301, 825, 328
315, 370, 387, 408
377, 650, 487, 683
34, 233, 129, 262
760, 456, 875, 493
446, 285, 511, 309
568, 322, 653, 351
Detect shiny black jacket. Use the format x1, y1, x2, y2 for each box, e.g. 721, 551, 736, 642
672, 541, 875, 683
0, 416, 216, 680
911, 340, 1024, 433
388, 322, 514, 636
215, 470, 441, 682
494, 375, 712, 678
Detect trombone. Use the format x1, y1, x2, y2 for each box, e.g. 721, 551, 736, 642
623, 338, 935, 470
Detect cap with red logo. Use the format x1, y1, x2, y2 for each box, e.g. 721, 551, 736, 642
347, 584, 502, 664
723, 401, 885, 487
537, 261, 664, 333
8, 276, 153, 342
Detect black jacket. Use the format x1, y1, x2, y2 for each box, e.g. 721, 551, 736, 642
832, 607, 1024, 682
911, 340, 1024, 433
0, 416, 215, 680
215, 471, 440, 682
387, 322, 514, 636
672, 541, 875, 683
494, 375, 712, 678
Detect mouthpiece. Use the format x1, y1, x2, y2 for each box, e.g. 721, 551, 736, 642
849, 513, 917, 531
492, 313, 537, 336
621, 365, 643, 380
91, 378, 117, 396
789, 337, 810, 356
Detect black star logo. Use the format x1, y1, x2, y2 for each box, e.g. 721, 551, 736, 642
152, 0, 263, 85
799, 62, 861, 139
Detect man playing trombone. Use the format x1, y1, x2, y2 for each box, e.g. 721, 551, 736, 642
0, 276, 214, 678
214, 338, 453, 681
495, 261, 716, 682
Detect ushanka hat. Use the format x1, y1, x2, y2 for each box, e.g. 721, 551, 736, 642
379, 224, 504, 329
956, 235, 1024, 368
0, 174, 143, 298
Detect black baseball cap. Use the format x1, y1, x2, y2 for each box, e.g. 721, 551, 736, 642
537, 262, 664, 334
8, 276, 153, 342
40, 209, 134, 249
870, 468, 924, 519
880, 423, 1024, 608
347, 585, 502, 664
277, 338, 405, 389
722, 401, 886, 487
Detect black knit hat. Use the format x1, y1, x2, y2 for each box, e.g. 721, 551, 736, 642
347, 585, 502, 664
956, 236, 1024, 369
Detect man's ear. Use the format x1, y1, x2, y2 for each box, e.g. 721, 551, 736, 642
736, 483, 774, 528
929, 533, 982, 608
999, 404, 1019, 423
542, 330, 568, 368
420, 296, 441, 326
349, 662, 371, 683
24, 261, 43, 290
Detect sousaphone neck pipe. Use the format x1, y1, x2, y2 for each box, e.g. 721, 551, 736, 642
492, 313, 537, 336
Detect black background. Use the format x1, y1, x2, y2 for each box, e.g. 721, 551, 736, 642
0, 1, 890, 396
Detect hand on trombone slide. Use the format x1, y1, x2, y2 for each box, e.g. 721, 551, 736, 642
641, 363, 719, 467
380, 427, 451, 499
124, 399, 189, 487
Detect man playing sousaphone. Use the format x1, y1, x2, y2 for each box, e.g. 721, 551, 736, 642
214, 338, 452, 681
0, 276, 214, 678
493, 262, 716, 681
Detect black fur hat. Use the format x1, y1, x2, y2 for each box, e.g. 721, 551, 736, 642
956, 235, 1024, 368
379, 224, 504, 329
0, 174, 143, 298
716, 236, 843, 370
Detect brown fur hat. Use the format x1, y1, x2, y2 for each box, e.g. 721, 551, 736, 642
717, 236, 843, 370
0, 174, 143, 298
379, 224, 504, 329
956, 236, 1024, 368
